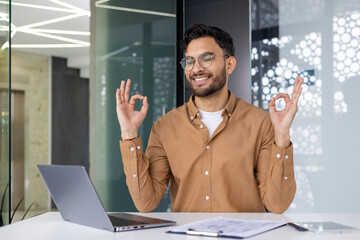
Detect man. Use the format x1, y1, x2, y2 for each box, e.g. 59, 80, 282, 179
116, 24, 303, 214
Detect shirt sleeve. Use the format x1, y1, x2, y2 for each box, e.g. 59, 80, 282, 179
119, 124, 170, 212
256, 116, 296, 214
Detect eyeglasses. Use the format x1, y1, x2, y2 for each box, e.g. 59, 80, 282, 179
180, 52, 229, 71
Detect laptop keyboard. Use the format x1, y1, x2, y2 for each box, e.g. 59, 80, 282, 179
108, 215, 147, 227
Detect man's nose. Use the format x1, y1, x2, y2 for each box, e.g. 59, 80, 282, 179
192, 59, 205, 73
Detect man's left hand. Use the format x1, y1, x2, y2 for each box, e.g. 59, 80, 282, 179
269, 76, 304, 148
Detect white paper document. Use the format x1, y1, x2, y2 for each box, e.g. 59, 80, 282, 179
168, 217, 286, 238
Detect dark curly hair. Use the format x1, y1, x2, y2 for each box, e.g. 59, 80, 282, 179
180, 24, 235, 57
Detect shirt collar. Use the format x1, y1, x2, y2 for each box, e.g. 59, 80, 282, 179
187, 90, 236, 122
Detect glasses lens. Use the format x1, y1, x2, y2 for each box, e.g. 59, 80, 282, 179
199, 53, 212, 68
180, 59, 186, 70
181, 57, 195, 70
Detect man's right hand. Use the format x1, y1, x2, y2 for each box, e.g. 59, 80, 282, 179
116, 79, 149, 140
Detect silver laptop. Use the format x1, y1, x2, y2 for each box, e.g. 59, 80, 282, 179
37, 165, 176, 232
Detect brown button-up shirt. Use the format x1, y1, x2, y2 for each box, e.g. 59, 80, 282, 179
120, 91, 296, 214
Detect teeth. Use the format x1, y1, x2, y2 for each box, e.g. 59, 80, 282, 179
194, 77, 208, 81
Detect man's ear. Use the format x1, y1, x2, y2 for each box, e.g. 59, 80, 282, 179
226, 56, 237, 75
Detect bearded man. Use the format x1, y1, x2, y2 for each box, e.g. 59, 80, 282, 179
116, 24, 303, 214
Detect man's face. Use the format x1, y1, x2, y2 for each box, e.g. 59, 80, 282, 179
184, 37, 228, 97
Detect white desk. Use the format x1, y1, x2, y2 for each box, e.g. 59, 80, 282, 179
1, 212, 359, 240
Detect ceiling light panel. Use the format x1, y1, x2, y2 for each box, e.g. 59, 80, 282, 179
0, 0, 90, 55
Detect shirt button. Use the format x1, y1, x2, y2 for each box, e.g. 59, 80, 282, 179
284, 176, 288, 180
206, 145, 210, 150
200, 125, 204, 129
205, 196, 210, 200
285, 155, 289, 159
276, 154, 281, 158
133, 174, 137, 178
130, 147, 135, 151
137, 146, 141, 150
190, 116, 194, 120
228, 113, 232, 117
205, 171, 209, 175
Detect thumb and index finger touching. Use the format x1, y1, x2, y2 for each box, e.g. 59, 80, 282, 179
116, 79, 149, 113
269, 76, 304, 112
129, 94, 149, 114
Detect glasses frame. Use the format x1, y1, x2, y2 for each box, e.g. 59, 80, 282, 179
180, 52, 229, 71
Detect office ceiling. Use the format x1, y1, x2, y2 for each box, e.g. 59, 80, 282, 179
3, 0, 177, 77
8, 0, 90, 58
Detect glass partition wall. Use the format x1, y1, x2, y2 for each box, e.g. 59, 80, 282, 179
0, 0, 10, 226
251, 0, 360, 212
92, 0, 177, 212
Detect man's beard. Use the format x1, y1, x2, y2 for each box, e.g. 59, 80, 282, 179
187, 66, 227, 97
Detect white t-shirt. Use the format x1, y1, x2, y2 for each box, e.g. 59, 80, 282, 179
198, 109, 224, 138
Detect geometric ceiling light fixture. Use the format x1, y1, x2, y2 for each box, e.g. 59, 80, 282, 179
0, 0, 90, 49
95, 0, 176, 17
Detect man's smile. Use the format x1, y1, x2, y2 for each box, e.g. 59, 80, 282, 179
191, 74, 212, 85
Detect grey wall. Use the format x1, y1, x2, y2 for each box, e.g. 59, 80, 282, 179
52, 57, 89, 172
185, 0, 250, 102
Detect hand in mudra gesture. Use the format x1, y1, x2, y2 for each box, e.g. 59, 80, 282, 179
116, 79, 149, 140
268, 76, 304, 148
